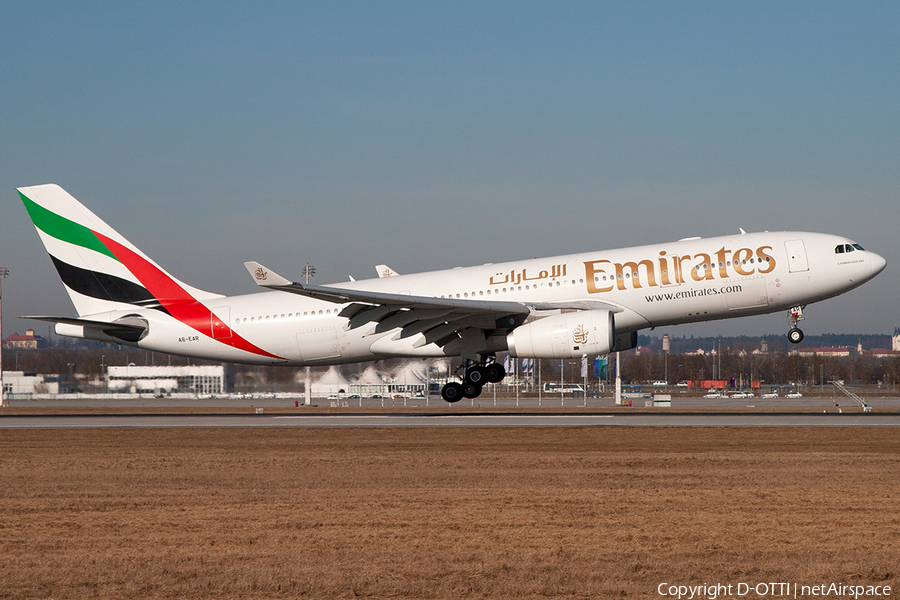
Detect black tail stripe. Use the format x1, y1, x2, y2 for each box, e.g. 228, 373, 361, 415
50, 255, 161, 307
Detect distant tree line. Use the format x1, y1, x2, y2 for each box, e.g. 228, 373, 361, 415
617, 348, 900, 389
637, 333, 893, 355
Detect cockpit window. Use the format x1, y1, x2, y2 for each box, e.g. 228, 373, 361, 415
835, 243, 865, 254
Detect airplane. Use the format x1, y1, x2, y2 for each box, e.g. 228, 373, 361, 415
18, 183, 886, 402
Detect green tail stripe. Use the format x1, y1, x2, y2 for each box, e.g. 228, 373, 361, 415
19, 191, 118, 262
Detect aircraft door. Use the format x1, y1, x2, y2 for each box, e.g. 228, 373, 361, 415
725, 277, 769, 311
784, 240, 809, 273
211, 307, 232, 339
297, 327, 342, 361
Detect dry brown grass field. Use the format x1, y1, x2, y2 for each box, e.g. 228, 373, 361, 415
1, 427, 898, 599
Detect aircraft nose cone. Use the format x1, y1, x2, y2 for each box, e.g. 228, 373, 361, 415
870, 252, 887, 277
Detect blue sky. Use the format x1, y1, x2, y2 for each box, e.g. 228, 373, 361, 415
2, 2, 898, 340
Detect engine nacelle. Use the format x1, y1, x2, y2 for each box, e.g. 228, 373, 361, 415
507, 310, 615, 359
614, 330, 638, 352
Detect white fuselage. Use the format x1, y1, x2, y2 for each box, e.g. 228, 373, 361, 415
72, 231, 884, 365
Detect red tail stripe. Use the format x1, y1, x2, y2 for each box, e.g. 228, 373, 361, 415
94, 232, 283, 360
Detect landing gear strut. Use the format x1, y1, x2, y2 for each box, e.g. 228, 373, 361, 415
788, 306, 805, 344
440, 358, 506, 403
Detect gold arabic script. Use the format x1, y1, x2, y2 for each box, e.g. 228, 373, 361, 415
489, 264, 567, 286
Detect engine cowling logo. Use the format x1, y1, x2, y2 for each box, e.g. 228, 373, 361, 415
572, 324, 589, 345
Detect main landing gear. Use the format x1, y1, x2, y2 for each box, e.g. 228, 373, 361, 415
788, 305, 805, 344
440, 359, 506, 403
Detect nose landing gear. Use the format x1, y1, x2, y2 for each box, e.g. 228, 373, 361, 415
440, 359, 507, 403
788, 306, 805, 344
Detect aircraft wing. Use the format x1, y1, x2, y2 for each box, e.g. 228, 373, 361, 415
244, 262, 537, 358
243, 262, 624, 359
243, 262, 620, 310
245, 260, 527, 315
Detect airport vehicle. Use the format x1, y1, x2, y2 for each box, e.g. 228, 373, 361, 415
18, 184, 886, 402
542, 382, 586, 394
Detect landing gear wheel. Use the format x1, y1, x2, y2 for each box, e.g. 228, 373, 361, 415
787, 306, 805, 344
465, 366, 487, 385
462, 382, 483, 399
485, 363, 506, 384
441, 382, 464, 403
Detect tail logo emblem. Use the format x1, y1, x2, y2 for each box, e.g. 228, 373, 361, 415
255, 267, 268, 281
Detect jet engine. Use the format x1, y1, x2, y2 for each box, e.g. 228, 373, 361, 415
506, 310, 615, 359
614, 330, 638, 352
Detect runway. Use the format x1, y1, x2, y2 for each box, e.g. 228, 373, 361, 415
2, 411, 900, 429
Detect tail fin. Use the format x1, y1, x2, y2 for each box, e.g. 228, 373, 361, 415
19, 184, 221, 317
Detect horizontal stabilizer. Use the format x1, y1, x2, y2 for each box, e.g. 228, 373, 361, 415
23, 315, 149, 343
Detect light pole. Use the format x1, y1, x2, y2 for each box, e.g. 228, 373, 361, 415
302, 263, 316, 285
0, 267, 9, 405
302, 262, 316, 405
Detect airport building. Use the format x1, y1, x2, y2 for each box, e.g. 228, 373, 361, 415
1, 371, 64, 397
305, 362, 442, 398
309, 367, 351, 396
107, 365, 226, 395
2, 329, 46, 350
345, 362, 435, 397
